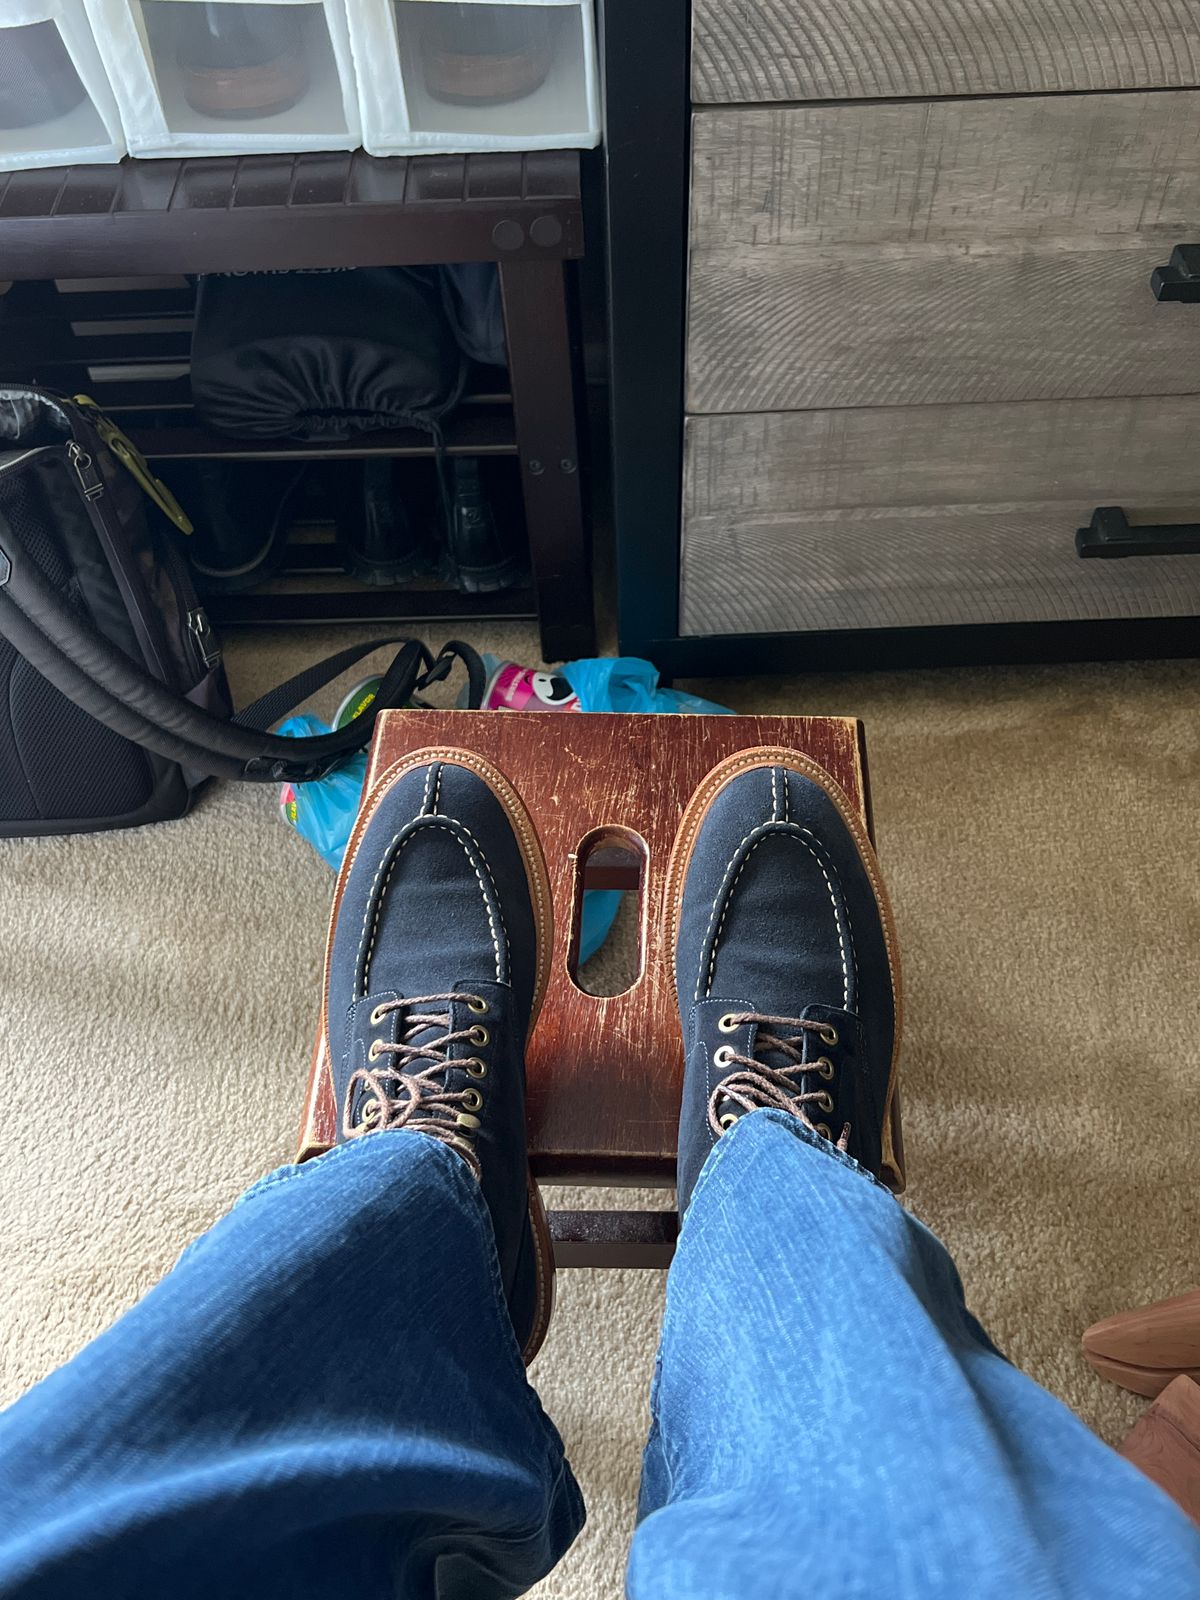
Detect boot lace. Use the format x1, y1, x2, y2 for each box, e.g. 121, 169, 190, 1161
342, 992, 488, 1180
709, 1011, 851, 1150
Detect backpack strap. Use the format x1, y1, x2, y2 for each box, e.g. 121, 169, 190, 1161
0, 537, 486, 784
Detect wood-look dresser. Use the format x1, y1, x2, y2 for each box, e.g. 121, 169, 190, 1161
601, 0, 1200, 673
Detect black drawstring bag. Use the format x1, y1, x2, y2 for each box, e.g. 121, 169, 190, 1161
0, 387, 484, 839
189, 268, 466, 441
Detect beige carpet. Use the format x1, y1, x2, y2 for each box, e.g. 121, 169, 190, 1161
2, 627, 1198, 1598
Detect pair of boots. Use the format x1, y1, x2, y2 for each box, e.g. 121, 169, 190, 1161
165, 457, 524, 596
318, 750, 902, 1361
341, 457, 524, 593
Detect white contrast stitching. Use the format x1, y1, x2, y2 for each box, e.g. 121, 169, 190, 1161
448, 815, 507, 984
433, 765, 444, 815
699, 822, 851, 1010
359, 831, 416, 995
421, 764, 437, 816
356, 813, 506, 995
356, 829, 415, 995
661, 746, 903, 1185
325, 749, 554, 1075
771, 766, 779, 821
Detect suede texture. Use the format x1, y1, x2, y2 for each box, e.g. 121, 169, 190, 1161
325, 757, 540, 1347
674, 765, 896, 1207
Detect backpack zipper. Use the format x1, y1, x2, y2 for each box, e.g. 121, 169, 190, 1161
66, 441, 172, 684
67, 441, 104, 501
187, 605, 222, 672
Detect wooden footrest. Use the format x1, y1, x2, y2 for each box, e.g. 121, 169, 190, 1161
299, 710, 902, 1263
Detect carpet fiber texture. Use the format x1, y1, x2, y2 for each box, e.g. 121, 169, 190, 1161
1, 625, 1197, 1598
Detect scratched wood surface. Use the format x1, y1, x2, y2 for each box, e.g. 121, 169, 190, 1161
299, 711, 874, 1184
680, 398, 1200, 636
687, 93, 1200, 414
691, 0, 1200, 104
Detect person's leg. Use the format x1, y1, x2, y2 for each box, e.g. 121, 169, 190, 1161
631, 760, 1200, 1598
0, 756, 584, 1599
0, 1136, 581, 1600
632, 1112, 1200, 1598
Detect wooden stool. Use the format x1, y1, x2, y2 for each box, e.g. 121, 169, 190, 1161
299, 710, 904, 1266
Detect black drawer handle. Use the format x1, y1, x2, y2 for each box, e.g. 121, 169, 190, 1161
1151, 244, 1200, 301
1076, 506, 1200, 558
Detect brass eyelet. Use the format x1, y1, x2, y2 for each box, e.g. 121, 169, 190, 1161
717, 1013, 740, 1034
368, 1038, 385, 1061
819, 1024, 839, 1047
466, 1057, 488, 1079
466, 995, 489, 1014
461, 1087, 484, 1113
713, 1045, 735, 1068
815, 1089, 835, 1114
718, 1111, 739, 1131
815, 1057, 835, 1082
359, 1099, 380, 1127
369, 1003, 390, 1027
468, 1024, 489, 1047
815, 1122, 832, 1140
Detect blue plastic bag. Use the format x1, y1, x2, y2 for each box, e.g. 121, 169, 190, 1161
277, 715, 368, 872
563, 656, 732, 716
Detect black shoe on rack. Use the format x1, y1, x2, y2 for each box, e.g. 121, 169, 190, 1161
441, 456, 525, 593
156, 458, 306, 596
337, 460, 431, 587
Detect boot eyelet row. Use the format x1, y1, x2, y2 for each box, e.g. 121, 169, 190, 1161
814, 1057, 835, 1081
713, 1045, 735, 1067
468, 1024, 490, 1047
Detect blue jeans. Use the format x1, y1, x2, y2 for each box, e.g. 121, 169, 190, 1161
0, 1111, 1196, 1598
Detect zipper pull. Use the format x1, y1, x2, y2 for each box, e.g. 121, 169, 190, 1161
188, 607, 222, 671
67, 441, 104, 501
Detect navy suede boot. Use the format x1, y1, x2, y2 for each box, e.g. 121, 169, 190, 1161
668, 756, 903, 1216
319, 753, 555, 1362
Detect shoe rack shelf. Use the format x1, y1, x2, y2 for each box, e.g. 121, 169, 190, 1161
0, 148, 594, 660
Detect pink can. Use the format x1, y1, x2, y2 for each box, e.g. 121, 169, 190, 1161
482, 660, 581, 713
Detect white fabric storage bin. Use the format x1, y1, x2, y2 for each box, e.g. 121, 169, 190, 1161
0, 0, 124, 168
349, 0, 598, 156
85, 0, 360, 156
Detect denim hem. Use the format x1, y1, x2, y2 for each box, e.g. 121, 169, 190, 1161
687, 1107, 892, 1222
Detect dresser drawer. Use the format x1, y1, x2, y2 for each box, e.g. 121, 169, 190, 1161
680, 398, 1200, 636
692, 0, 1200, 104
688, 93, 1200, 414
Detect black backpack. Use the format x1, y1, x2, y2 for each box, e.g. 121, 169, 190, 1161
0, 387, 483, 838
